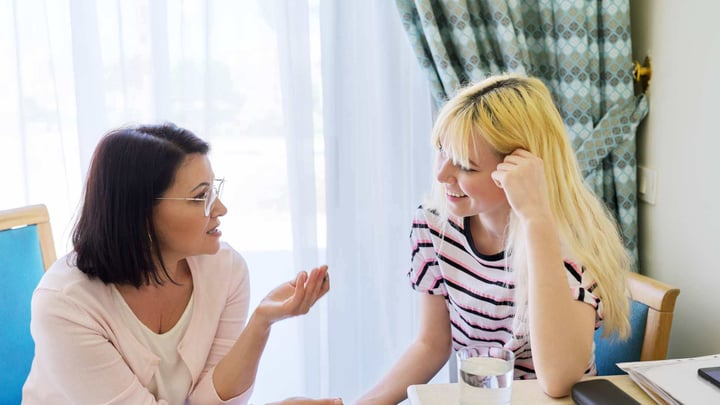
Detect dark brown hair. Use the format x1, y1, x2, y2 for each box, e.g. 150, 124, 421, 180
72, 123, 209, 287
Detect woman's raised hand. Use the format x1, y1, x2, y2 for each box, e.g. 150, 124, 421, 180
491, 149, 553, 223
255, 265, 330, 325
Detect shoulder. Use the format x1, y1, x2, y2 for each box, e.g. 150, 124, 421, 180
412, 204, 443, 226
412, 204, 461, 235
37, 253, 111, 301
32, 253, 114, 325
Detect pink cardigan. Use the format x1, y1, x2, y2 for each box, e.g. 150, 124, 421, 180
23, 243, 253, 404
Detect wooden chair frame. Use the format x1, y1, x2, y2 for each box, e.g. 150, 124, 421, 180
627, 272, 680, 361
0, 204, 57, 270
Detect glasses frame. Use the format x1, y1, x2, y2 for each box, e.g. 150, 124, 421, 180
155, 178, 224, 217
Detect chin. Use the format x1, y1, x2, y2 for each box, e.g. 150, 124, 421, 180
203, 242, 222, 256
190, 241, 221, 257
212, 238, 224, 251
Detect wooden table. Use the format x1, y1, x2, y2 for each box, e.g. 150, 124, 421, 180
407, 375, 654, 404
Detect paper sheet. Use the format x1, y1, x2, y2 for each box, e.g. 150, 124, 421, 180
618, 354, 720, 405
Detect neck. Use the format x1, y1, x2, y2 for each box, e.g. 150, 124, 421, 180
468, 210, 510, 255
150, 256, 189, 286
476, 207, 510, 239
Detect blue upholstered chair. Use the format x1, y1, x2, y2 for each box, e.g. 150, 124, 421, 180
594, 272, 680, 375
0, 204, 56, 403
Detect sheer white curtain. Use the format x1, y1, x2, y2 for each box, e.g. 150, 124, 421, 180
1, 0, 81, 250
2, 0, 434, 402
319, 0, 435, 402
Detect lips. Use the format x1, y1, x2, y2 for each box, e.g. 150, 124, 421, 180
207, 223, 221, 235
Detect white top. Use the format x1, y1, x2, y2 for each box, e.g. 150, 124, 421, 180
112, 287, 195, 404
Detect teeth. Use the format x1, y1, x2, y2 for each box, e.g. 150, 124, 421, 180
447, 191, 466, 198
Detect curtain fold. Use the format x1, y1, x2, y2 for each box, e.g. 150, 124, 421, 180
395, 0, 648, 265
271, 0, 325, 397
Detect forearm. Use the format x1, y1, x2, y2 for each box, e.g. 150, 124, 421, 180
356, 340, 451, 405
213, 312, 272, 400
524, 217, 593, 397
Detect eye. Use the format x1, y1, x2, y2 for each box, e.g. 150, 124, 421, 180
194, 189, 210, 200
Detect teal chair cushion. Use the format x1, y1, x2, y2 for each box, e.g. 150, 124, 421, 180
0, 225, 45, 403
594, 299, 649, 375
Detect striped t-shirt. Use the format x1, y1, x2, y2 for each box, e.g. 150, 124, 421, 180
408, 206, 603, 379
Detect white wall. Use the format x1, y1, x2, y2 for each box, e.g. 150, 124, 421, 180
631, 0, 720, 358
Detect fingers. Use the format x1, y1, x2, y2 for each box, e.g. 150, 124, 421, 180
319, 271, 330, 297
288, 271, 308, 310
493, 149, 542, 189
298, 266, 328, 313
507, 148, 531, 158
316, 265, 330, 296
314, 266, 330, 299
283, 266, 329, 317
296, 271, 308, 286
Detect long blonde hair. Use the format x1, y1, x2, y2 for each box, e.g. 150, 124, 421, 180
428, 74, 630, 338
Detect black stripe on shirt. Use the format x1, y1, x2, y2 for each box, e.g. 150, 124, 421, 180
410, 259, 439, 289
565, 261, 582, 283
444, 279, 515, 307
447, 294, 514, 322
410, 242, 434, 262
439, 254, 514, 288
450, 316, 514, 335
451, 333, 506, 347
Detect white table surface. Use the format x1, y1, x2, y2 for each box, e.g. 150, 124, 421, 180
407, 375, 654, 405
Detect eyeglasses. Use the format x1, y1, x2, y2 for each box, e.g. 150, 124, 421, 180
156, 178, 224, 217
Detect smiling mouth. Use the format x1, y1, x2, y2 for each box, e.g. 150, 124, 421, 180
446, 191, 466, 198
207, 224, 221, 235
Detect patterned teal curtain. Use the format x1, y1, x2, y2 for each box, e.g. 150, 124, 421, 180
395, 0, 648, 267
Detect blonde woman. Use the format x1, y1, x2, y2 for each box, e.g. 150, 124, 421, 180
357, 75, 630, 403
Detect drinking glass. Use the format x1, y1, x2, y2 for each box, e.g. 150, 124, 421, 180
456, 345, 515, 405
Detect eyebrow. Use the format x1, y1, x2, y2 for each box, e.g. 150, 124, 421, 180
190, 181, 211, 193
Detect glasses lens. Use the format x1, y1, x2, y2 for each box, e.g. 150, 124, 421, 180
204, 179, 224, 216
204, 187, 217, 216
217, 179, 224, 198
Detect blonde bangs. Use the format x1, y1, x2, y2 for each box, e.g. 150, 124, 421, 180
431, 99, 478, 169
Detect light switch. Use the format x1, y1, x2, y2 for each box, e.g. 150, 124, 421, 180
638, 165, 657, 205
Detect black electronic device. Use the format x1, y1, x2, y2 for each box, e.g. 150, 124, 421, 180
570, 379, 641, 405
698, 366, 720, 390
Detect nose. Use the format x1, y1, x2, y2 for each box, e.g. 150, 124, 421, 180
211, 197, 228, 218
436, 154, 455, 184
